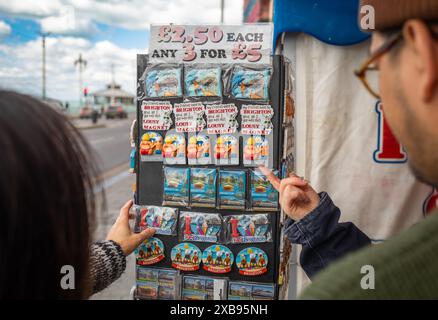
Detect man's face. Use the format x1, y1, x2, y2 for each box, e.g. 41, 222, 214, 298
371, 22, 438, 185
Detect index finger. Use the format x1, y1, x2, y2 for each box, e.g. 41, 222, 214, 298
258, 166, 280, 191
119, 199, 134, 220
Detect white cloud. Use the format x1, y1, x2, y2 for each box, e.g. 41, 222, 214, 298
0, 0, 243, 32
0, 20, 11, 39
0, 36, 143, 101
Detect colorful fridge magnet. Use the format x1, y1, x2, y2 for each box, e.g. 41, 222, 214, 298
163, 131, 186, 165
145, 65, 182, 98
182, 276, 227, 300
135, 237, 165, 266
214, 134, 239, 166
179, 212, 222, 243
250, 169, 279, 211
243, 135, 269, 167
134, 206, 178, 235
136, 267, 180, 300
187, 133, 212, 165
228, 281, 275, 300
236, 247, 268, 276
230, 66, 271, 101
218, 170, 247, 209
140, 132, 163, 162
171, 242, 202, 271
202, 245, 234, 274
226, 214, 272, 244
190, 168, 217, 208
184, 66, 222, 97
163, 167, 189, 206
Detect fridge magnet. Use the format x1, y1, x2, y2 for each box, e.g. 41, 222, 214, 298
202, 245, 234, 274
145, 65, 182, 98
134, 206, 178, 235
218, 170, 246, 209
182, 276, 227, 300
173, 102, 206, 133
135, 237, 165, 266
243, 136, 269, 167
187, 133, 212, 165
179, 212, 222, 243
136, 267, 180, 300
214, 134, 239, 165
250, 169, 279, 210
171, 242, 202, 271
184, 65, 222, 97
137, 281, 159, 299
230, 66, 271, 101
228, 281, 275, 300
226, 214, 272, 244
140, 132, 163, 162
190, 168, 217, 208
236, 247, 268, 276
163, 131, 186, 165
163, 167, 189, 206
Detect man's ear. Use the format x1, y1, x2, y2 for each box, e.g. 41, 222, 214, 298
403, 20, 438, 102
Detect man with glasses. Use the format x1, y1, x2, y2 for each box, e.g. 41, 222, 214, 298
265, 0, 438, 298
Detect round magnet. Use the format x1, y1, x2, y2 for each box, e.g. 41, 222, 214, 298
236, 247, 268, 276
135, 237, 165, 266
171, 242, 201, 271
202, 245, 234, 274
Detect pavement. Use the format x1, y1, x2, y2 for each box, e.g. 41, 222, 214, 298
73, 114, 138, 300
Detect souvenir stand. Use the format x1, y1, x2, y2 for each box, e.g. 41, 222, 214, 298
132, 24, 295, 300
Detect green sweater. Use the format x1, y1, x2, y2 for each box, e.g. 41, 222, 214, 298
300, 212, 438, 299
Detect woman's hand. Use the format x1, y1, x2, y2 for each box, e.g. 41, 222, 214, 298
106, 199, 155, 255
259, 166, 320, 221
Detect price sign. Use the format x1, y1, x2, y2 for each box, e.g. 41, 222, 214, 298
149, 24, 273, 64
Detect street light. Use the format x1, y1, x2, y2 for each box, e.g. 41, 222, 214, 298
74, 53, 87, 106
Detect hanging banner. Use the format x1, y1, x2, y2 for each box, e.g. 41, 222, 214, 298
149, 24, 273, 64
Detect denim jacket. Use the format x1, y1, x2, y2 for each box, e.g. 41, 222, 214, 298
283, 192, 371, 278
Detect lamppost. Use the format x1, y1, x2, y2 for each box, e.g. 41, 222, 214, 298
74, 53, 87, 106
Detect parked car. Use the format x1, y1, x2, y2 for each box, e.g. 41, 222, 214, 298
79, 106, 93, 119
105, 105, 128, 119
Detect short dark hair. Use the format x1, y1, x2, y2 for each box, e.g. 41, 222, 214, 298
0, 90, 100, 299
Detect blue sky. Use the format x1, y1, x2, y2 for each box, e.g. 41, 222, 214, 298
0, 0, 243, 101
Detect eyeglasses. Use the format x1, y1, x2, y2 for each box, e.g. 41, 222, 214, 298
354, 32, 403, 100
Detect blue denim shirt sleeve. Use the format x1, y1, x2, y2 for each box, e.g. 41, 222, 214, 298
283, 192, 371, 278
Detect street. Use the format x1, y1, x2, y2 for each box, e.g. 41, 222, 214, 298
74, 115, 138, 300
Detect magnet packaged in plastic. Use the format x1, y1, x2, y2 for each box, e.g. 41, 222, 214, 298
190, 168, 217, 208
171, 242, 202, 271
140, 132, 163, 162
136, 266, 180, 300
230, 66, 271, 101
135, 237, 165, 266
182, 275, 227, 300
202, 245, 234, 274
228, 281, 275, 300
179, 212, 222, 243
226, 214, 272, 244
184, 65, 222, 98
163, 167, 189, 206
243, 135, 269, 167
218, 170, 247, 209
134, 205, 178, 235
250, 169, 279, 211
144, 64, 182, 98
187, 132, 213, 165
163, 131, 186, 165
236, 247, 268, 276
214, 134, 239, 166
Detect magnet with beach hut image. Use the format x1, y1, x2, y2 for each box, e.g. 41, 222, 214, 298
189, 168, 217, 208
236, 247, 268, 276
162, 166, 189, 206
202, 245, 234, 274
218, 169, 247, 209
135, 237, 165, 266
171, 242, 202, 271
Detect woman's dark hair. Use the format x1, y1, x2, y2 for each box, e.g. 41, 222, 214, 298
0, 90, 100, 299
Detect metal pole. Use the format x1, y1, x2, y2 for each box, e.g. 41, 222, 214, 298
42, 34, 46, 100
220, 0, 224, 23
